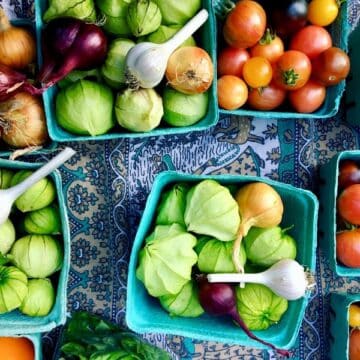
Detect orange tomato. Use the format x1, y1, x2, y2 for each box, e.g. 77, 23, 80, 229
350, 304, 360, 328
350, 329, 360, 360
217, 75, 248, 110
0, 337, 34, 360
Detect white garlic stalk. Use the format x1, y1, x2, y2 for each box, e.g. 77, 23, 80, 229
207, 259, 315, 301
125, 9, 209, 89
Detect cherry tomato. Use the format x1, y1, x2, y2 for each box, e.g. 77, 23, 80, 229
217, 75, 248, 110
270, 0, 308, 39
217, 47, 250, 77
336, 229, 360, 267
312, 47, 350, 86
273, 50, 312, 90
289, 25, 332, 59
223, 0, 266, 49
307, 0, 339, 26
250, 29, 284, 63
242, 57, 272, 88
350, 329, 360, 360
337, 184, 360, 225
349, 304, 360, 328
338, 160, 360, 190
247, 82, 287, 110
288, 79, 326, 113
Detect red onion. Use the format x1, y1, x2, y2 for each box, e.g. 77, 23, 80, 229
198, 280, 290, 357
38, 18, 108, 88
0, 63, 42, 101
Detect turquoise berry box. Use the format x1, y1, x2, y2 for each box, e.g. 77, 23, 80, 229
127, 171, 318, 349
318, 150, 360, 277
0, 158, 70, 334
329, 292, 360, 360
213, 0, 349, 119
34, 0, 218, 142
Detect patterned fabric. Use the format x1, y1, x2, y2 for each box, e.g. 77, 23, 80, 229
3, 1, 360, 359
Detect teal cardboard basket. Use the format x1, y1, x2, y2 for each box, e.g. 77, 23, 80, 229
0, 159, 70, 334
214, 0, 349, 119
126, 171, 319, 349
318, 150, 360, 277
34, 0, 218, 142
27, 333, 43, 360
345, 25, 360, 125
329, 292, 360, 360
0, 19, 57, 158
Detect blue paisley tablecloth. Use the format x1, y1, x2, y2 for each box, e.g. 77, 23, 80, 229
2, 0, 360, 359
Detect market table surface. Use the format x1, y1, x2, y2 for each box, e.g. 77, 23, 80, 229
2, 0, 360, 359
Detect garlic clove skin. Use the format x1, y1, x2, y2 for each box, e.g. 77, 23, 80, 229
125, 42, 170, 89
261, 259, 309, 301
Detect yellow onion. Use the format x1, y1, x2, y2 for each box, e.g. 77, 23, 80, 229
0, 8, 36, 69
0, 92, 48, 148
233, 182, 284, 273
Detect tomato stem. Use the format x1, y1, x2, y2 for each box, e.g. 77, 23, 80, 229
215, 0, 236, 20
336, 0, 346, 7
259, 28, 276, 45
282, 69, 299, 86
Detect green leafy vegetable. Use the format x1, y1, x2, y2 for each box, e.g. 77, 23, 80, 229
196, 236, 246, 273
236, 283, 288, 331
156, 183, 189, 226
244, 226, 297, 267
56, 80, 115, 136
127, 0, 162, 37
10, 171, 56, 212
163, 87, 209, 127
59, 311, 171, 359
136, 224, 197, 297
153, 0, 201, 25
58, 69, 102, 89
43, 0, 96, 22
160, 280, 204, 317
184, 180, 240, 241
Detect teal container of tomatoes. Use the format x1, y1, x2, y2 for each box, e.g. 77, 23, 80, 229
329, 293, 360, 360
345, 25, 360, 125
319, 150, 360, 277
214, 0, 350, 118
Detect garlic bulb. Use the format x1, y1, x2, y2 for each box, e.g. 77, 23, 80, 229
207, 259, 315, 301
125, 9, 209, 89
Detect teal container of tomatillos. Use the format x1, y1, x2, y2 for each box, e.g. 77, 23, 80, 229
213, 0, 349, 119
318, 150, 360, 277
0, 158, 70, 334
34, 0, 218, 142
127, 171, 318, 349
329, 292, 360, 360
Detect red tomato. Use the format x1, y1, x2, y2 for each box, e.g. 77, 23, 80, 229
289, 25, 332, 59
336, 229, 360, 267
350, 329, 360, 360
250, 29, 284, 63
273, 50, 312, 90
338, 160, 360, 190
312, 47, 350, 86
288, 79, 326, 113
217, 75, 248, 110
223, 0, 267, 48
337, 184, 360, 225
217, 47, 250, 77
247, 82, 287, 110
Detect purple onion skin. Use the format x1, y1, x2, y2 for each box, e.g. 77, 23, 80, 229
38, 18, 108, 88
0, 64, 42, 101
198, 281, 291, 358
